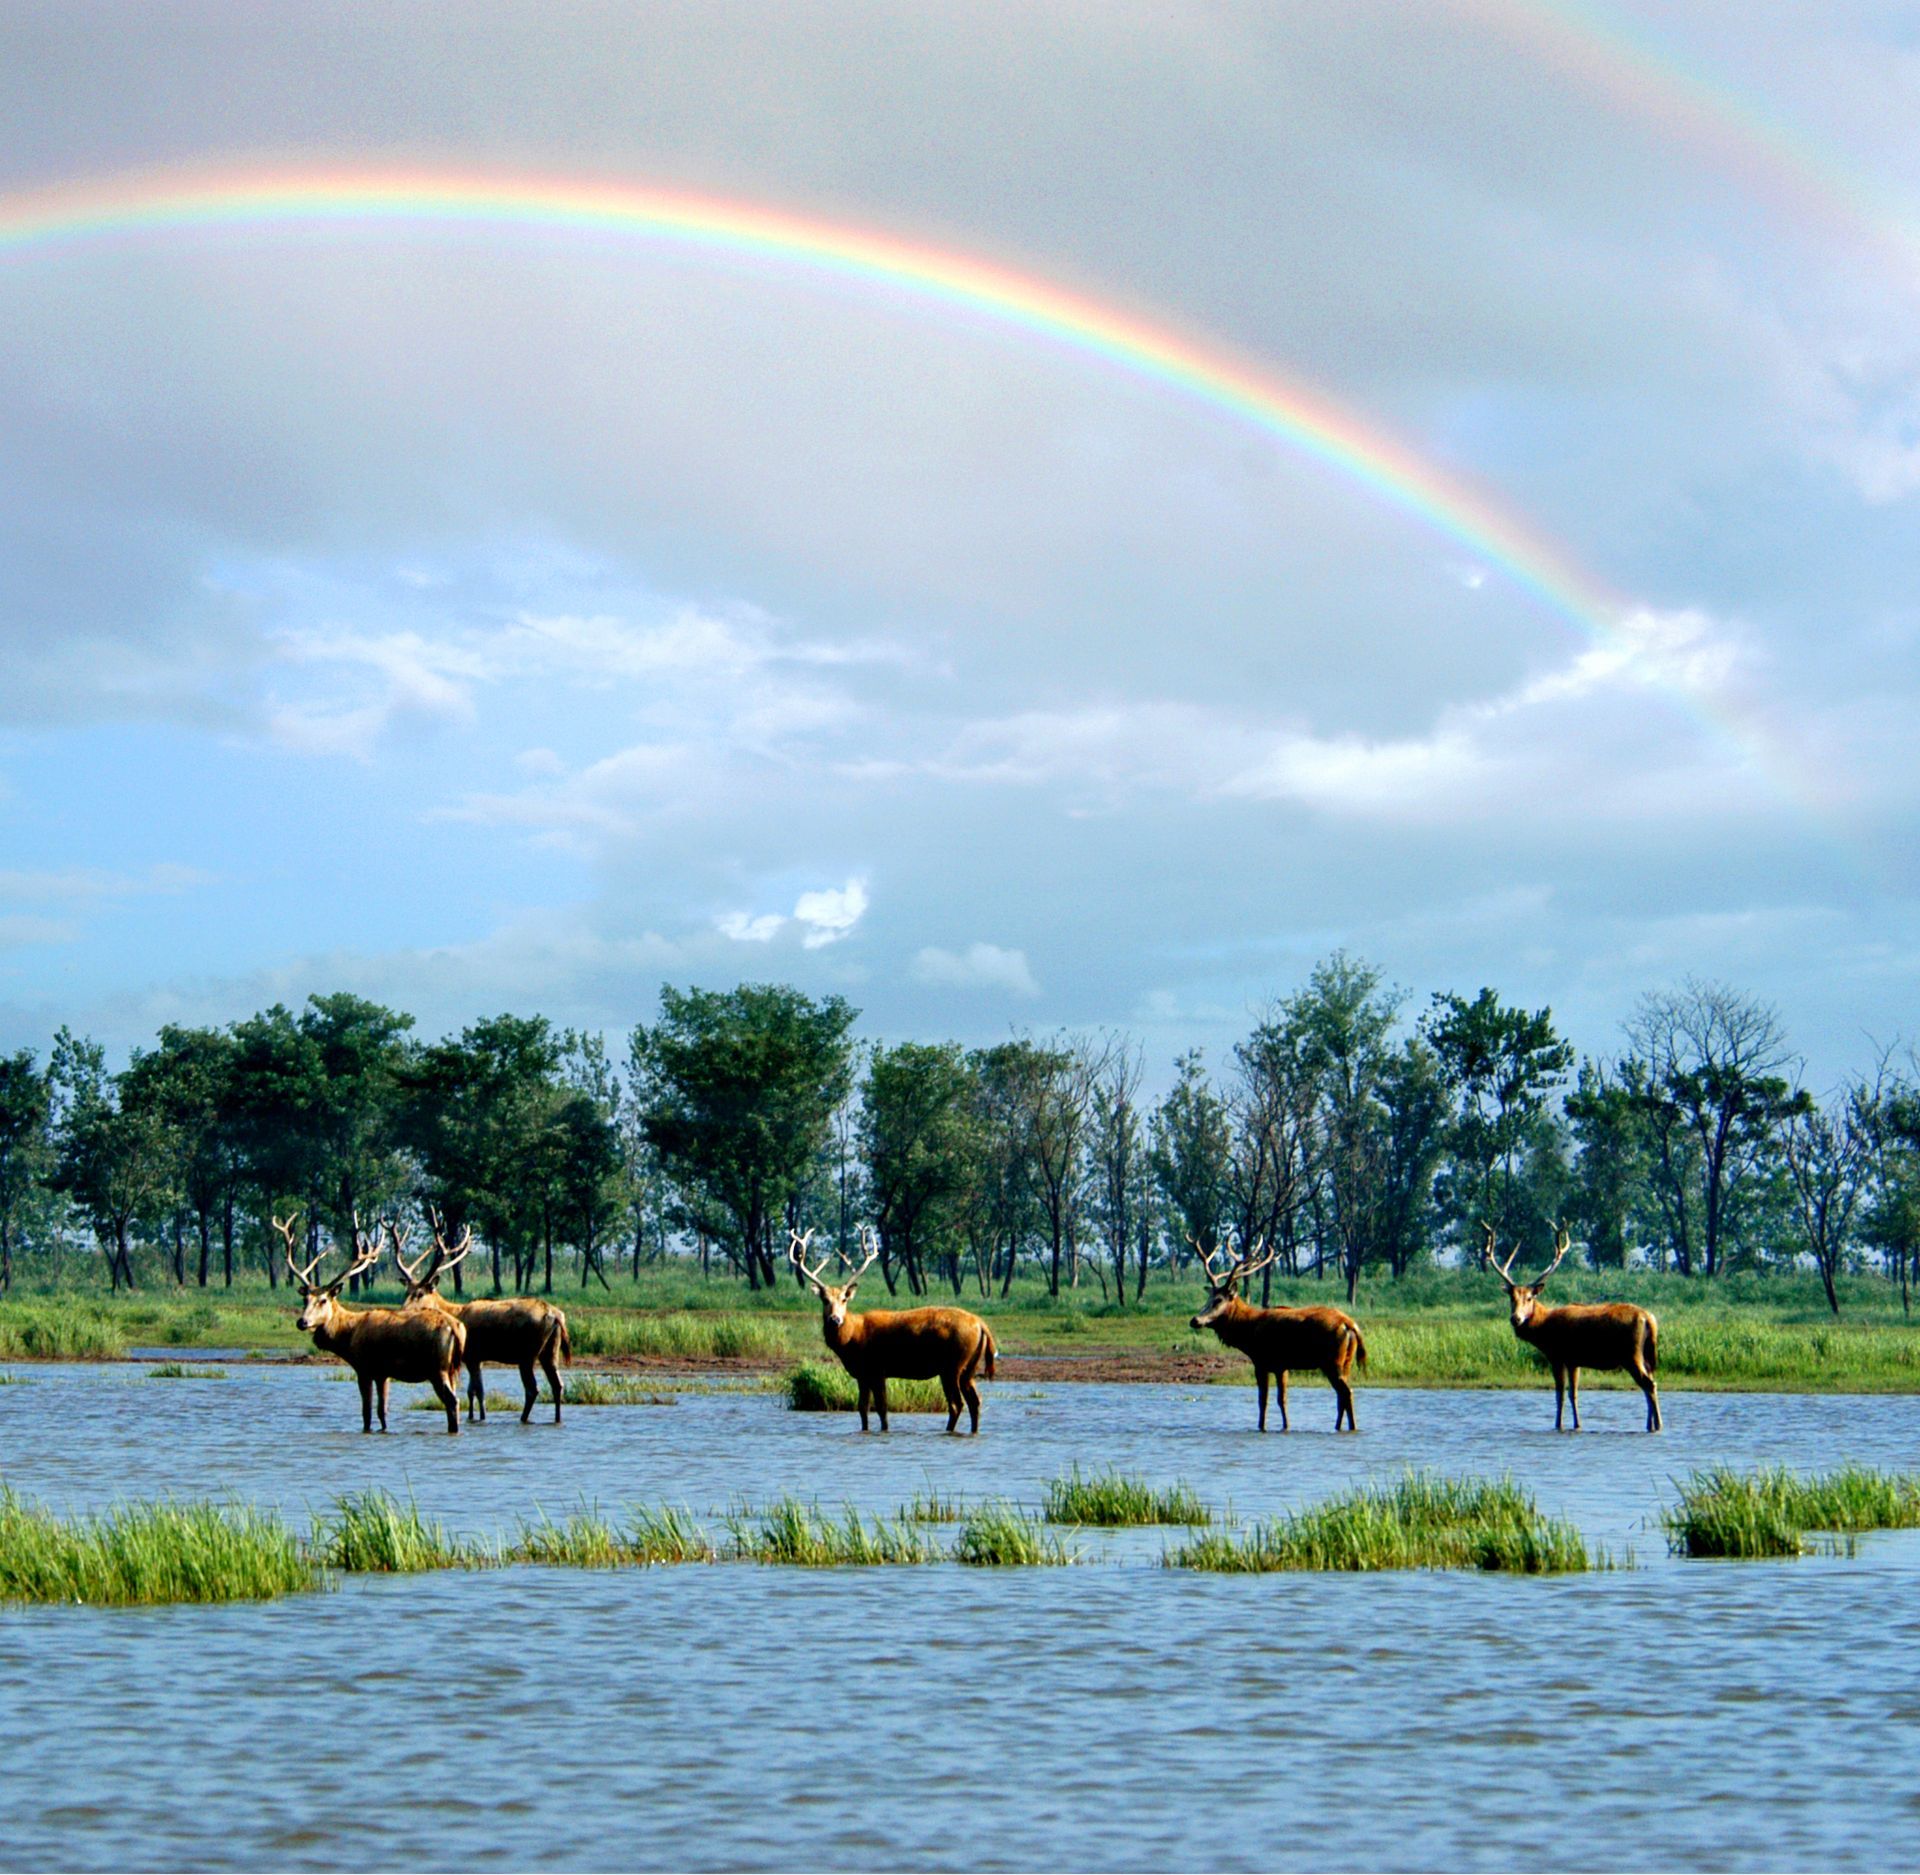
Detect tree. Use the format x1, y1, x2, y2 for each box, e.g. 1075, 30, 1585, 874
967, 1041, 1050, 1297
1864, 1070, 1920, 1313
1224, 1017, 1321, 1292
1782, 1080, 1879, 1316
0, 1050, 52, 1292
858, 1041, 980, 1297
1563, 1060, 1650, 1268
1626, 980, 1800, 1278
631, 984, 857, 1289
50, 1029, 174, 1290
1008, 1036, 1098, 1296
1425, 988, 1573, 1260
118, 1026, 241, 1287
557, 1031, 627, 1291
1150, 1051, 1230, 1275
1085, 1039, 1153, 1304
1370, 1037, 1450, 1279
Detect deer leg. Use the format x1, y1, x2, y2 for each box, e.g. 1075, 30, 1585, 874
377, 1376, 392, 1432
430, 1372, 460, 1434
872, 1377, 890, 1432
856, 1381, 871, 1432
1636, 1364, 1662, 1432
541, 1350, 563, 1424
942, 1377, 963, 1434
519, 1361, 538, 1424
1567, 1368, 1581, 1431
961, 1375, 982, 1434
1256, 1369, 1269, 1432
1330, 1367, 1355, 1432
1552, 1366, 1567, 1430
1277, 1370, 1289, 1433
358, 1372, 375, 1433
468, 1363, 486, 1423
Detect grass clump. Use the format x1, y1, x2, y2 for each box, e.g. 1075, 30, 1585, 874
1664, 1466, 1920, 1559
731, 1497, 937, 1566
1168, 1474, 1591, 1574
625, 1503, 718, 1564
900, 1486, 966, 1523
568, 1312, 794, 1362
0, 1487, 315, 1605
147, 1362, 227, 1380
0, 1304, 125, 1361
563, 1374, 677, 1407
953, 1501, 1078, 1566
1044, 1466, 1211, 1527
510, 1506, 633, 1568
312, 1490, 474, 1573
784, 1360, 948, 1413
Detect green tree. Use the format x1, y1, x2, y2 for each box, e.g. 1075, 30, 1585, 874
631, 984, 858, 1289
50, 1029, 174, 1290
1085, 1040, 1153, 1304
119, 1025, 243, 1287
1424, 987, 1573, 1260
1782, 1080, 1879, 1316
1564, 1060, 1649, 1268
858, 1041, 980, 1296
0, 1049, 52, 1292
1150, 1050, 1231, 1274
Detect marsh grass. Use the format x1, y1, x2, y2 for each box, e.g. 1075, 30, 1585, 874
562, 1374, 678, 1407
0, 1487, 315, 1605
953, 1502, 1079, 1566
900, 1486, 966, 1523
625, 1503, 719, 1564
568, 1312, 795, 1362
1044, 1466, 1211, 1527
510, 1507, 630, 1567
0, 1371, 33, 1384
0, 1305, 125, 1361
730, 1497, 937, 1565
1664, 1466, 1920, 1558
1168, 1474, 1592, 1574
784, 1360, 948, 1413
313, 1490, 476, 1573
147, 1362, 227, 1380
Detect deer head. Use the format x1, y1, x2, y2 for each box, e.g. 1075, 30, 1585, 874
1484, 1220, 1572, 1330
1190, 1232, 1276, 1329
276, 1212, 379, 1333
789, 1225, 877, 1332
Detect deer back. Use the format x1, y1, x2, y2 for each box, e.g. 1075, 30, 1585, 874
832, 1304, 988, 1381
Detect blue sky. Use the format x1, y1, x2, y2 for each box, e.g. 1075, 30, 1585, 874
0, 1, 1916, 1083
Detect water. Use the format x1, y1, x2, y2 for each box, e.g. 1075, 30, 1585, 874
2, 1365, 1918, 1869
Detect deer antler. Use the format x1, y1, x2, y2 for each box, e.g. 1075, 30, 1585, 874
421, 1206, 473, 1288
788, 1226, 833, 1292
386, 1217, 435, 1288
1235, 1240, 1278, 1281
1483, 1220, 1521, 1289
340, 1223, 383, 1287
1531, 1221, 1573, 1288
274, 1212, 331, 1289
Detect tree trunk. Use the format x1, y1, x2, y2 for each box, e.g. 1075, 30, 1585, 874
197, 1212, 212, 1287
222, 1191, 234, 1287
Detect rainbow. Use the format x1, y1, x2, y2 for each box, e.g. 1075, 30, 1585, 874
0, 163, 1815, 805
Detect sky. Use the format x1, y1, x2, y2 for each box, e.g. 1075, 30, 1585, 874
0, 0, 1917, 1085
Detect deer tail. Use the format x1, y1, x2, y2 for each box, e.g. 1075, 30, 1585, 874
980, 1323, 997, 1381
555, 1311, 573, 1366
1643, 1313, 1658, 1372
1350, 1324, 1368, 1369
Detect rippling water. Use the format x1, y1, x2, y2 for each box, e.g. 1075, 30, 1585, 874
2, 1364, 1918, 1869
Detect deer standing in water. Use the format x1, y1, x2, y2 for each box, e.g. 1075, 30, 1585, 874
1485, 1222, 1661, 1431
277, 1213, 465, 1434
789, 1226, 997, 1433
1189, 1237, 1367, 1431
389, 1212, 572, 1424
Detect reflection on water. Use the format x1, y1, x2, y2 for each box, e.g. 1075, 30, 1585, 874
1, 1367, 1917, 1869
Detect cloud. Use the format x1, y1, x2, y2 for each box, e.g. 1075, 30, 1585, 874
717, 911, 786, 943
912, 942, 1040, 996
794, 878, 870, 948
0, 864, 212, 904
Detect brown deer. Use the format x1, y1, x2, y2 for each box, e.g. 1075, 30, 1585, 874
788, 1226, 997, 1433
1189, 1237, 1366, 1431
389, 1212, 572, 1424
1485, 1222, 1661, 1431
277, 1213, 465, 1434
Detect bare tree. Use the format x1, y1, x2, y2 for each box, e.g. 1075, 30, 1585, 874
1782, 1077, 1879, 1316
1087, 1037, 1153, 1305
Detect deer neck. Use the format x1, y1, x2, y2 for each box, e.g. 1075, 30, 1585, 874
309, 1299, 356, 1357
1205, 1295, 1261, 1350
1510, 1301, 1558, 1348
822, 1308, 864, 1358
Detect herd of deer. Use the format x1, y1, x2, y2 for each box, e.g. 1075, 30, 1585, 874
280, 1210, 1660, 1438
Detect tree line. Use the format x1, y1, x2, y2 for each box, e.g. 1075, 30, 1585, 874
0, 958, 1914, 1313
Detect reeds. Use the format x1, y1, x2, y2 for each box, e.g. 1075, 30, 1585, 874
953, 1501, 1078, 1566
0, 1305, 125, 1361
508, 1503, 717, 1565
1167, 1474, 1592, 1573
900, 1486, 966, 1523
568, 1312, 794, 1362
784, 1360, 948, 1413
562, 1374, 678, 1407
1664, 1466, 1920, 1558
0, 1486, 315, 1605
147, 1362, 227, 1380
731, 1496, 937, 1565
1044, 1466, 1211, 1527
312, 1490, 472, 1573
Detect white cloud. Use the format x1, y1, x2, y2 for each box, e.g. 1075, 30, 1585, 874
794, 877, 870, 948
912, 942, 1039, 996
0, 864, 211, 904
717, 911, 786, 943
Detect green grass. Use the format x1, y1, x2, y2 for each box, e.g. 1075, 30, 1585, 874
567, 1312, 796, 1361
1664, 1466, 1920, 1558
953, 1502, 1079, 1566
0, 1486, 315, 1604
504, 1503, 715, 1565
730, 1496, 938, 1565
311, 1490, 475, 1573
147, 1362, 227, 1380
0, 1304, 126, 1361
1044, 1466, 1211, 1526
900, 1486, 967, 1523
1167, 1474, 1593, 1573
784, 1360, 949, 1413
563, 1374, 678, 1407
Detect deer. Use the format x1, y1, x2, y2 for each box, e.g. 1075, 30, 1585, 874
1189, 1236, 1367, 1431
788, 1226, 997, 1433
388, 1211, 572, 1424
1485, 1222, 1661, 1431
276, 1212, 465, 1434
